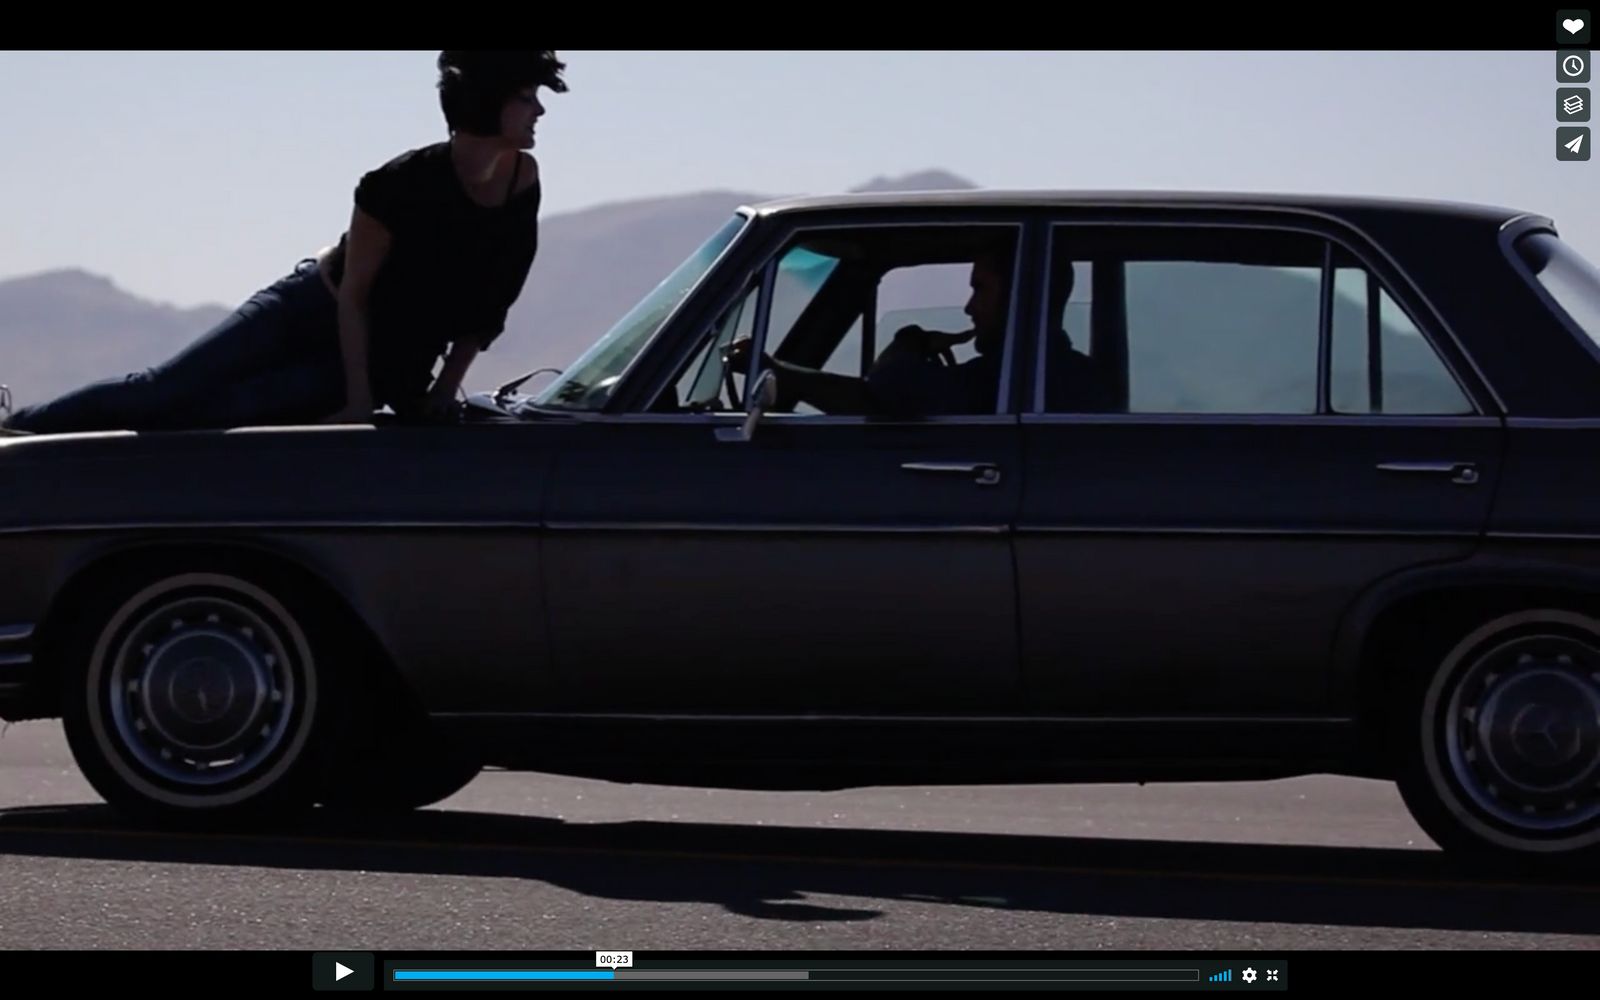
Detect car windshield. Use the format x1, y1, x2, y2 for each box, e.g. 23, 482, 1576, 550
1514, 230, 1600, 353
532, 213, 749, 411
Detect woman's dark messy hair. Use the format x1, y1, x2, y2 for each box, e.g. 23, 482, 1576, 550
437, 50, 568, 136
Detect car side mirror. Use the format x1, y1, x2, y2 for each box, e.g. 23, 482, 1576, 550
715, 369, 778, 443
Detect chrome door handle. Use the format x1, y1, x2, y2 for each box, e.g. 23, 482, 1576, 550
1376, 461, 1480, 486
901, 461, 1002, 486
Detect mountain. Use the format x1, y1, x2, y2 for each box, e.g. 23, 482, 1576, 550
0, 170, 978, 408
0, 270, 232, 407
850, 169, 977, 194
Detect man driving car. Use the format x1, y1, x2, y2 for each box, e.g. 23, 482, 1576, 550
725, 247, 1012, 417
727, 246, 1113, 416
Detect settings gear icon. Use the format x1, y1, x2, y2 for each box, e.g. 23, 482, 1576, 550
1243, 968, 1258, 984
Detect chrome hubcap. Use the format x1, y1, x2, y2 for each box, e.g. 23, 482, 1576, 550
1446, 634, 1600, 834
107, 595, 297, 787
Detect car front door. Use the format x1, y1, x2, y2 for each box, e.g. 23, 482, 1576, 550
540, 218, 1031, 713
1014, 218, 1503, 716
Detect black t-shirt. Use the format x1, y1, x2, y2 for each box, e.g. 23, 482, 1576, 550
324, 143, 541, 410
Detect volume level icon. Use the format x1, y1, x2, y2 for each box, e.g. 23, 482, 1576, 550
1210, 970, 1233, 982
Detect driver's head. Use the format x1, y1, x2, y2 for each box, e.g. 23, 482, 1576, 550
965, 245, 1012, 355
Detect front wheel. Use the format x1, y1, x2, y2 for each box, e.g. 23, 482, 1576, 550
1395, 609, 1600, 862
61, 569, 343, 825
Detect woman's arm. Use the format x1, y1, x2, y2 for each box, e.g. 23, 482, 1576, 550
325, 207, 392, 421
426, 338, 482, 411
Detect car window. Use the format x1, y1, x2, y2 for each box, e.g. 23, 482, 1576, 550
1058, 261, 1092, 355
1329, 265, 1473, 414
808, 262, 978, 413
772, 247, 848, 415
819, 316, 866, 379
1039, 227, 1324, 413
877, 263, 982, 365
717, 225, 1020, 419
772, 247, 843, 344
1514, 230, 1600, 355
1039, 226, 1472, 416
1122, 259, 1322, 414
535, 214, 747, 411
653, 246, 843, 414
665, 284, 758, 413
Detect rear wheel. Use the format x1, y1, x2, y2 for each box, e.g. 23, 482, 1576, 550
61, 568, 344, 825
1394, 609, 1600, 862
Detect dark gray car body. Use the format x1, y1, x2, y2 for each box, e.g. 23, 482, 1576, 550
4, 190, 1600, 807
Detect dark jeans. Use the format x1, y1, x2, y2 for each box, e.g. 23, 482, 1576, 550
8, 259, 346, 433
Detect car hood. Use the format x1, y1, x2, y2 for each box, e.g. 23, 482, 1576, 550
0, 423, 561, 529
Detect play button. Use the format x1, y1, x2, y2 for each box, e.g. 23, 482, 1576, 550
314, 952, 374, 991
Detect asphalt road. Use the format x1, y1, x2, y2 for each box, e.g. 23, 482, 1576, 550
1, 719, 1597, 951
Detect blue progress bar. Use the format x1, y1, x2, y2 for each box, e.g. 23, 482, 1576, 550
394, 971, 617, 982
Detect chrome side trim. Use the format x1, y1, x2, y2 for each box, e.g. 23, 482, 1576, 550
1020, 413, 1502, 428
544, 523, 1009, 535
598, 412, 1017, 426
0, 521, 545, 536
0, 521, 1490, 539
433, 712, 1356, 724
1016, 525, 1479, 539
1505, 417, 1600, 429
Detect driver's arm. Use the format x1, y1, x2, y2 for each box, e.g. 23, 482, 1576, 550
726, 338, 872, 414
766, 359, 872, 414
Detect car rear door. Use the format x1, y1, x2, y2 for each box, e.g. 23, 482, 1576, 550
1013, 217, 1503, 715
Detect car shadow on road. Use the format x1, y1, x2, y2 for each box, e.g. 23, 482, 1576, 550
1, 803, 1596, 932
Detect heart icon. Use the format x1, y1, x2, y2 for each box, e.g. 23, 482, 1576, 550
1566, 17, 1586, 33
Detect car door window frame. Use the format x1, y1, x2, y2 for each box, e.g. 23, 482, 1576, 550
1024, 214, 1502, 424
614, 215, 1035, 427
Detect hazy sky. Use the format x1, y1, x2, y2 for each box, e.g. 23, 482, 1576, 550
0, 50, 1588, 308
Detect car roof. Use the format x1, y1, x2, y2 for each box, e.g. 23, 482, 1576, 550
742, 189, 1539, 228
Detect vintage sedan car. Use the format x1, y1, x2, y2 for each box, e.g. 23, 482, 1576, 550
2, 190, 1600, 863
